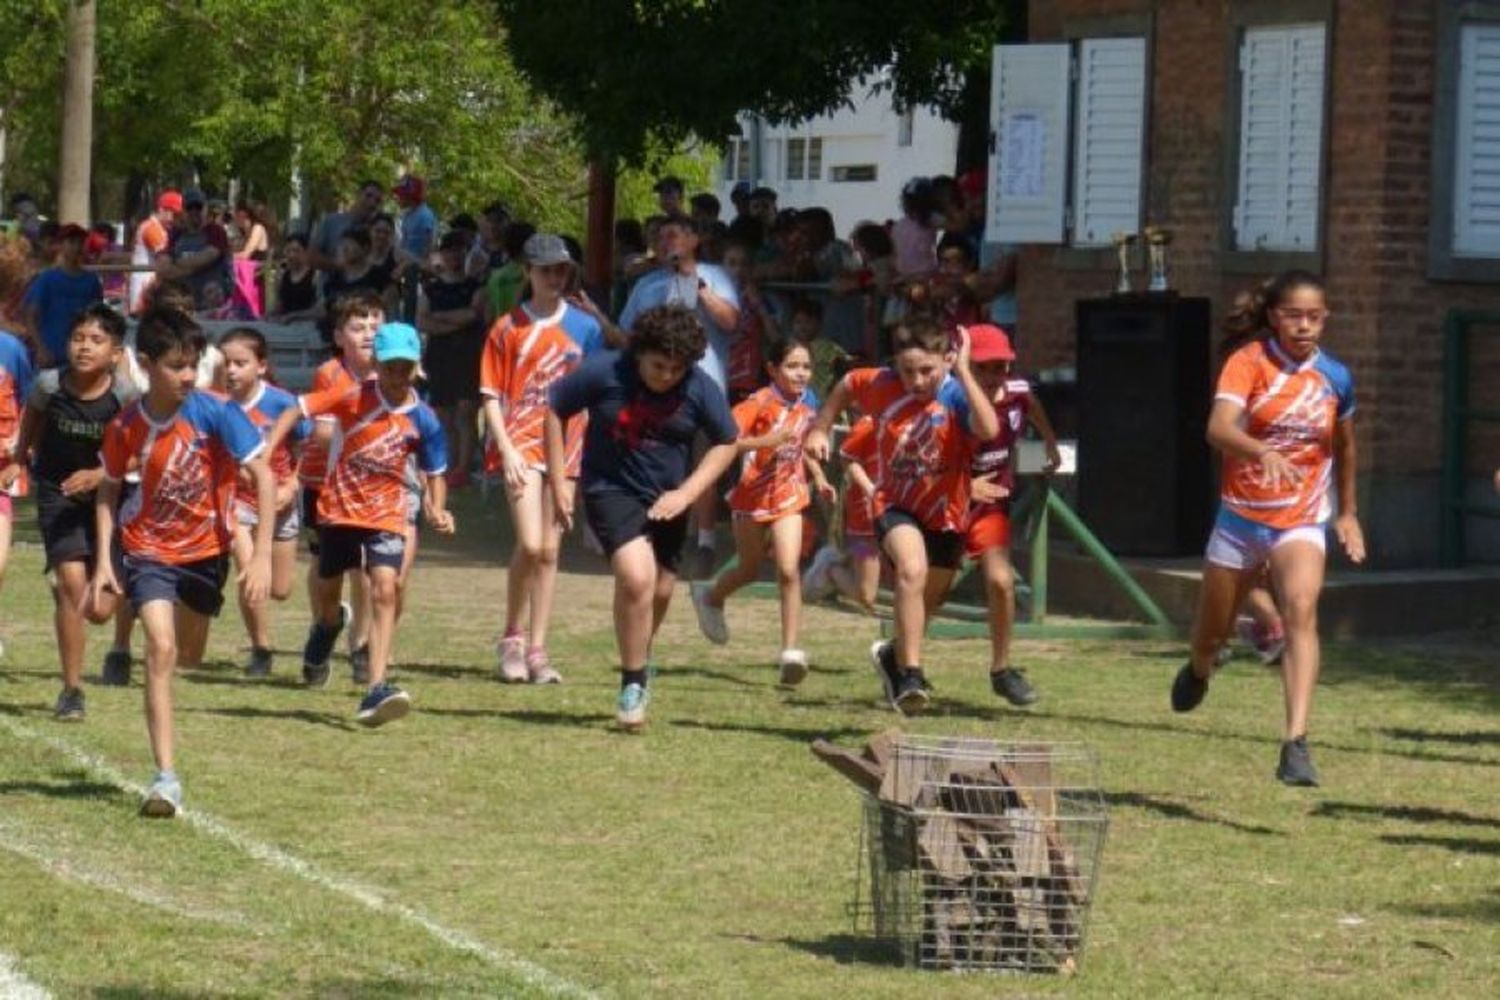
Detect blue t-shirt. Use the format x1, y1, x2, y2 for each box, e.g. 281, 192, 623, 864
549, 349, 738, 503
618, 264, 740, 391
558, 302, 606, 356
400, 204, 438, 259
23, 268, 103, 361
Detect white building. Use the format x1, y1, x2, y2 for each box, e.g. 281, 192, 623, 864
718, 85, 961, 237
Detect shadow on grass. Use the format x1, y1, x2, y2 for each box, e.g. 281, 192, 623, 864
669, 666, 765, 688
1394, 888, 1500, 923
1311, 801, 1500, 829
94, 989, 209, 999
1319, 647, 1500, 712
671, 717, 872, 744
784, 694, 1019, 723
422, 707, 614, 728
771, 932, 904, 968
185, 706, 358, 732
1379, 833, 1500, 857
177, 671, 307, 690
1379, 727, 1500, 747
1105, 791, 1284, 836
0, 701, 49, 717
389, 661, 493, 680
0, 777, 123, 801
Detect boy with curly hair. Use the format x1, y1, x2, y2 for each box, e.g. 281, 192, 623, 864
545, 305, 739, 730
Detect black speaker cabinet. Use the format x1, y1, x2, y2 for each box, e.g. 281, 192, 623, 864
1075, 295, 1213, 557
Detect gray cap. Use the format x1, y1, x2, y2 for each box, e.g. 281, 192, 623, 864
182, 188, 207, 208
523, 232, 572, 267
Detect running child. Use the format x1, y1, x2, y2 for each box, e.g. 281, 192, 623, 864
267, 322, 454, 727
0, 300, 34, 658
546, 304, 739, 730
89, 307, 276, 816
9, 305, 134, 718
220, 327, 308, 677
803, 413, 882, 613
807, 318, 998, 715
961, 324, 1060, 707
297, 289, 384, 684
1171, 270, 1363, 787
479, 233, 604, 684
689, 337, 833, 685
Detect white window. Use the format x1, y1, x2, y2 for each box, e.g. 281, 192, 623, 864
831, 165, 878, 182
808, 138, 823, 180
723, 137, 751, 182
1071, 37, 1148, 246
1455, 23, 1500, 257
987, 40, 1147, 246
897, 109, 914, 147
786, 138, 805, 180
1232, 23, 1327, 252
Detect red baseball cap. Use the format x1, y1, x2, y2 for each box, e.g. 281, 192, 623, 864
57, 223, 89, 242
958, 169, 986, 201
393, 174, 425, 202
157, 190, 183, 213
966, 323, 1015, 362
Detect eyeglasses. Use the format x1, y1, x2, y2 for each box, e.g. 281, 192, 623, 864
1274, 308, 1327, 324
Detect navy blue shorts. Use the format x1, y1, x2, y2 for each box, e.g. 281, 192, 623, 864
317, 525, 406, 578
123, 553, 229, 616
875, 508, 965, 572
582, 489, 688, 574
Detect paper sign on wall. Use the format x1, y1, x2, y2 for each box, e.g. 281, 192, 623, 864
1000, 112, 1046, 200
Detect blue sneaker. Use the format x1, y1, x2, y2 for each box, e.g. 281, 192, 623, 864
100, 648, 131, 687
355, 682, 411, 728
616, 683, 649, 731
302, 601, 351, 687
140, 772, 182, 818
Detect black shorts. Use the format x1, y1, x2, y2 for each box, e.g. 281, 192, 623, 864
875, 508, 965, 572
38, 483, 136, 573
123, 553, 229, 616
301, 485, 322, 552
583, 489, 689, 574
317, 525, 406, 578
423, 331, 484, 407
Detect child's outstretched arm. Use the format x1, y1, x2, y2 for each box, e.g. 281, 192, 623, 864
950, 328, 999, 441
239, 455, 276, 603
649, 443, 738, 522
543, 410, 572, 530
423, 473, 455, 534
805, 455, 837, 504
1332, 417, 1364, 564
1026, 394, 1063, 474
86, 477, 122, 618
805, 376, 853, 461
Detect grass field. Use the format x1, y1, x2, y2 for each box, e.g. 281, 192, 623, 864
1, 489, 1498, 998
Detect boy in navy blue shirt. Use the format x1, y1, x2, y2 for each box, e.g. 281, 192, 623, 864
546, 305, 739, 730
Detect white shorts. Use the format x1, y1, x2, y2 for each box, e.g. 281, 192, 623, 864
235, 500, 302, 543
1205, 508, 1325, 571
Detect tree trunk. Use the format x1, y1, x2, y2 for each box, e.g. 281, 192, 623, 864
584, 159, 615, 303
58, 0, 96, 224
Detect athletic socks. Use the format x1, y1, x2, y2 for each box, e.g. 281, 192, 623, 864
696, 529, 715, 548
621, 668, 648, 689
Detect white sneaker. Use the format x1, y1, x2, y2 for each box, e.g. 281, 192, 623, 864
801, 545, 842, 602
496, 634, 529, 683
690, 582, 729, 645
778, 648, 809, 687
140, 773, 182, 819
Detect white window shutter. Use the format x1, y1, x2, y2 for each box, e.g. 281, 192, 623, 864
987, 44, 1071, 244
1071, 37, 1147, 246
1234, 24, 1326, 252
1455, 24, 1500, 257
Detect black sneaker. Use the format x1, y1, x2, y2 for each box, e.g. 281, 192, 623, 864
100, 649, 131, 687
990, 668, 1037, 706
350, 644, 370, 686
1276, 736, 1320, 787
302, 604, 349, 687
868, 640, 900, 708
1171, 662, 1209, 713
54, 686, 85, 722
246, 646, 274, 678
894, 669, 930, 715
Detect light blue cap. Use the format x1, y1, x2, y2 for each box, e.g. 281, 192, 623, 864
374, 322, 422, 363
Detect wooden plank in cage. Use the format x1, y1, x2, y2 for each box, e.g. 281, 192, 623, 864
809, 739, 883, 794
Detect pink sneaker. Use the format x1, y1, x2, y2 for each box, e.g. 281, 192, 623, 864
526, 647, 562, 685
496, 634, 528, 683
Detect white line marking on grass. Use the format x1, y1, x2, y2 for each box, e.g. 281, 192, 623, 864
0, 951, 50, 1000
0, 820, 251, 927
0, 719, 597, 999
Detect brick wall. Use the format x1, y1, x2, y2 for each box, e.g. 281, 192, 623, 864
1019, 0, 1500, 565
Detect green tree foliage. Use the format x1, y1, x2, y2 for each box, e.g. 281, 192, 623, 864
495, 0, 1014, 165
1, 0, 587, 231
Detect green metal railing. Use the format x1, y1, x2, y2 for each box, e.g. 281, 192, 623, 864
1439, 308, 1500, 567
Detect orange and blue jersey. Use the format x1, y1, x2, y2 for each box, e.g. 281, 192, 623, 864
100, 391, 264, 563
479, 302, 602, 476
233, 383, 308, 513
727, 384, 820, 522
297, 357, 365, 486
300, 381, 447, 535
844, 367, 977, 532
0, 330, 35, 496
1215, 337, 1355, 530
839, 414, 877, 537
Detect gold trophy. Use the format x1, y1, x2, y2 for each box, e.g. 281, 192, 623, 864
1111, 231, 1137, 295
1144, 226, 1173, 292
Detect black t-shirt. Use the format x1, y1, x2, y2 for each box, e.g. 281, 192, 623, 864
278, 267, 318, 313
548, 350, 738, 504
422, 276, 482, 336
370, 250, 399, 290
323, 265, 389, 305
28, 368, 136, 504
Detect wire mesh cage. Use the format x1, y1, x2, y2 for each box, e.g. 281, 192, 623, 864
849, 737, 1109, 974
